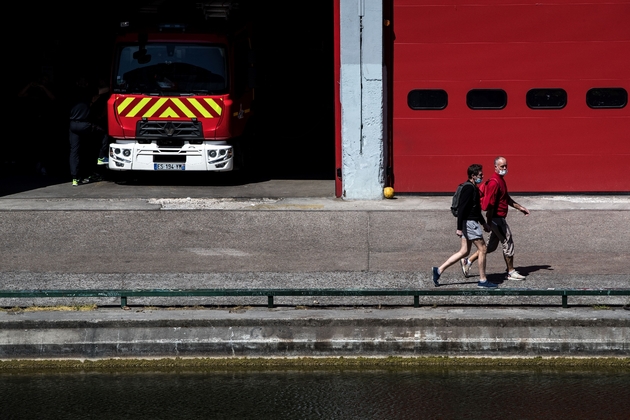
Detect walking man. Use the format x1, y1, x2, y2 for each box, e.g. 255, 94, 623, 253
432, 164, 496, 288
461, 156, 530, 281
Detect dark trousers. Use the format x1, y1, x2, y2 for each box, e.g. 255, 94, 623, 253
96, 131, 109, 161
69, 121, 109, 179
69, 121, 93, 179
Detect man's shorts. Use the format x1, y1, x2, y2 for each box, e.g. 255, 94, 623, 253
463, 220, 483, 240
487, 217, 515, 257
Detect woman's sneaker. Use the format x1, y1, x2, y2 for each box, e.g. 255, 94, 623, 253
431, 267, 441, 287
460, 258, 472, 277
477, 280, 498, 289
506, 270, 526, 280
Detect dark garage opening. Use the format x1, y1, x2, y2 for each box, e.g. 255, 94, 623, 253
9, 1, 335, 182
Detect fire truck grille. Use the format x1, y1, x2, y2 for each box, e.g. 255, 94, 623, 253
136, 121, 202, 139
156, 138, 185, 148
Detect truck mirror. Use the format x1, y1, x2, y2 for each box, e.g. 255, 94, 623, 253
133, 48, 151, 64
138, 55, 152, 65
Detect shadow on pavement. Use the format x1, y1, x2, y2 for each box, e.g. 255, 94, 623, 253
1, 161, 334, 198
517, 265, 554, 275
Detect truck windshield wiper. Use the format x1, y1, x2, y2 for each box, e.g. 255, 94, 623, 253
115, 90, 214, 96
182, 90, 210, 95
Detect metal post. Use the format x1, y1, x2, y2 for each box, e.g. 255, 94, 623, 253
121, 296, 127, 308
562, 294, 568, 308
414, 295, 419, 308
268, 295, 274, 308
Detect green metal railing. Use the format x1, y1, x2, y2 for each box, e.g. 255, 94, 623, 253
1, 288, 629, 309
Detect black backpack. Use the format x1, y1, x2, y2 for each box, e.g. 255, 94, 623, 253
450, 182, 472, 217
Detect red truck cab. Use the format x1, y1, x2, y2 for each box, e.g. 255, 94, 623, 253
107, 22, 254, 172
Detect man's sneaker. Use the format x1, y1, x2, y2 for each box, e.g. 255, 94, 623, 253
506, 270, 526, 281
97, 157, 109, 165
86, 173, 103, 183
477, 280, 498, 289
460, 258, 472, 278
431, 267, 441, 287
76, 177, 93, 185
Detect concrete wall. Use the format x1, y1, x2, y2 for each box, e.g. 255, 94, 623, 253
340, 0, 385, 199
2, 308, 628, 359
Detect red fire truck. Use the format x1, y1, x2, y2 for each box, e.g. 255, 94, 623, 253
106, 6, 255, 173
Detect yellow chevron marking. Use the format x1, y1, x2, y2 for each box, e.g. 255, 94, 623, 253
188, 98, 212, 118
117, 97, 135, 114
143, 98, 168, 118
172, 98, 196, 118
127, 98, 152, 117
205, 98, 222, 116
160, 107, 180, 118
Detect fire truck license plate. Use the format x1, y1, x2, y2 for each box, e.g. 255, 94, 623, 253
154, 163, 185, 170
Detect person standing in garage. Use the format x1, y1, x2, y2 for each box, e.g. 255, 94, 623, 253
68, 76, 108, 186
17, 73, 57, 176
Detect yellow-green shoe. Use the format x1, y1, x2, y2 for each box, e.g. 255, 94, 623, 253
72, 179, 79, 186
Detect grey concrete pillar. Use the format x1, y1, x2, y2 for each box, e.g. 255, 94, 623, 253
339, 0, 385, 200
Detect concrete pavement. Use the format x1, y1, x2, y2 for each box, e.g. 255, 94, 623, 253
1, 176, 629, 358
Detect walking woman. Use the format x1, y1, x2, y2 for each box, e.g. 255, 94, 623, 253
432, 164, 496, 288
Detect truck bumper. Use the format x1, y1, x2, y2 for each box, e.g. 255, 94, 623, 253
108, 142, 234, 172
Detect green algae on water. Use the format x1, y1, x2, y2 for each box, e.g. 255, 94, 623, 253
1, 356, 628, 374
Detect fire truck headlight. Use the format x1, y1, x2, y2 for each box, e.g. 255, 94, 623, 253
112, 147, 132, 164
208, 147, 232, 164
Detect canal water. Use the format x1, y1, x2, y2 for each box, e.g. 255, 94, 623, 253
1, 367, 629, 419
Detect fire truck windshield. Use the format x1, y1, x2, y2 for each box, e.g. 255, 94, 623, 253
114, 43, 227, 95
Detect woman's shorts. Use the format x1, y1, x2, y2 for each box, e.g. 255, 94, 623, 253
463, 220, 483, 240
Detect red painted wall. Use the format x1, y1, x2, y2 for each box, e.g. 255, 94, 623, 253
335, 0, 342, 197
391, 0, 630, 192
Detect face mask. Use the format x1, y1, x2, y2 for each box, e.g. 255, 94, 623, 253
475, 177, 483, 184
498, 169, 508, 176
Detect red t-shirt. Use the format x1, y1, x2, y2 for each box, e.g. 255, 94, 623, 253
483, 173, 509, 217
